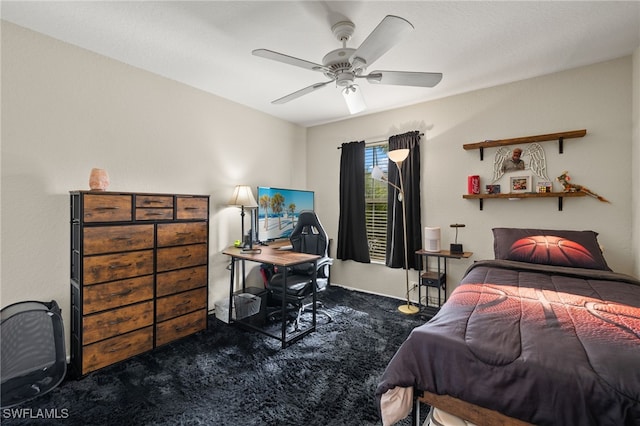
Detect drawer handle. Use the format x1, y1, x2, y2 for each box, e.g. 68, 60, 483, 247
173, 322, 195, 332
144, 212, 166, 216
109, 263, 132, 270
177, 301, 191, 307
177, 255, 192, 260
109, 316, 132, 325
111, 237, 132, 241
177, 278, 192, 285
176, 232, 191, 236
96, 206, 120, 210
184, 207, 199, 210
142, 200, 165, 205
111, 289, 133, 297
109, 343, 131, 353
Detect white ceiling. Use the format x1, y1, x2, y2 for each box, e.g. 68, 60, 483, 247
2, 1, 639, 127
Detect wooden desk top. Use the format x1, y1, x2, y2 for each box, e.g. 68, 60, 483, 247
415, 249, 473, 259
222, 240, 320, 267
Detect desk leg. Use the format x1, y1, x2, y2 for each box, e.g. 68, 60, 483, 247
228, 257, 236, 324
281, 267, 288, 348
312, 259, 317, 328
442, 258, 447, 305
437, 257, 442, 307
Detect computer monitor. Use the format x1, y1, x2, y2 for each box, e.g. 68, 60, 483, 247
256, 186, 314, 242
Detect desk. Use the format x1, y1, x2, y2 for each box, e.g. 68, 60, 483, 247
415, 249, 473, 316
222, 241, 320, 348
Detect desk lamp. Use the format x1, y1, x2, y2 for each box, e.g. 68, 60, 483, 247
450, 223, 465, 254
371, 148, 419, 315
228, 185, 260, 253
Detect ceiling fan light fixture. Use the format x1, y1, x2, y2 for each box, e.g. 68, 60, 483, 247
342, 84, 366, 114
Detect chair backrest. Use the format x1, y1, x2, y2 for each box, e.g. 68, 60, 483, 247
290, 210, 328, 257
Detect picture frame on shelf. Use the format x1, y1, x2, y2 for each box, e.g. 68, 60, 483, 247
510, 174, 531, 193
485, 184, 501, 194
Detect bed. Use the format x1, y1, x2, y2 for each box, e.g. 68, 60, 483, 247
376, 228, 640, 426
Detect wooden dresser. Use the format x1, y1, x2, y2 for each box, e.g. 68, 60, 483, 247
70, 191, 209, 377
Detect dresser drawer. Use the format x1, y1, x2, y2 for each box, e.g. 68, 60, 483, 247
157, 222, 207, 247
83, 225, 154, 255
155, 309, 206, 347
136, 208, 174, 221
83, 250, 154, 285
156, 244, 207, 272
82, 301, 154, 345
135, 195, 173, 221
83, 275, 154, 314
136, 195, 173, 208
156, 266, 207, 297
83, 194, 132, 222
176, 196, 208, 220
156, 287, 207, 322
82, 326, 153, 374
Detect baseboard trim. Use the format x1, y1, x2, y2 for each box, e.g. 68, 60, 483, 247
329, 283, 419, 305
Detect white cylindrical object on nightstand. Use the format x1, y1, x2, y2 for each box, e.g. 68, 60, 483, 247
424, 227, 441, 252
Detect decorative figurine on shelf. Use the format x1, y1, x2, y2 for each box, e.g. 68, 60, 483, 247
89, 168, 110, 191
450, 223, 465, 254
556, 171, 610, 203
492, 143, 550, 183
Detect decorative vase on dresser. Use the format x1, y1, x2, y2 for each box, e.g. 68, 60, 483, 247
70, 190, 209, 377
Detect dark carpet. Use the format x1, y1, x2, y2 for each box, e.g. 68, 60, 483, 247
1, 286, 431, 426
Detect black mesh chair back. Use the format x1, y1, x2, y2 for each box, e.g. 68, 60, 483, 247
1, 300, 66, 408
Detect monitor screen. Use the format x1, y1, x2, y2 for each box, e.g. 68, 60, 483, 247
256, 186, 314, 242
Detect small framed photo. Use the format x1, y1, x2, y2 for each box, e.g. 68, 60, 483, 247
510, 175, 531, 193
486, 184, 501, 194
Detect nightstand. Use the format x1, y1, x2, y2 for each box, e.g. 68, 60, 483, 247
415, 249, 473, 317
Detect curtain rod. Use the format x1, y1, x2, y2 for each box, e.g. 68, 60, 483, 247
336, 133, 424, 149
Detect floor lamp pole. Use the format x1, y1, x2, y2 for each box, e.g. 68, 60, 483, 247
395, 162, 419, 315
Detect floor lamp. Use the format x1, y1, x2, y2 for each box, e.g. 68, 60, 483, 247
372, 149, 420, 315
228, 185, 260, 254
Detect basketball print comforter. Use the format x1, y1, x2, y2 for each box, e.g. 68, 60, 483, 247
377, 260, 640, 426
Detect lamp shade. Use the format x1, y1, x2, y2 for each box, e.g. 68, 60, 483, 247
228, 185, 258, 208
387, 149, 409, 164
371, 165, 386, 182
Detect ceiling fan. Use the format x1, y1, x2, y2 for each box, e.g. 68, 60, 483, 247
252, 15, 443, 114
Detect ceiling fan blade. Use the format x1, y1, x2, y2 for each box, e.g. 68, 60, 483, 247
349, 15, 413, 69
365, 71, 443, 87
252, 49, 328, 73
342, 85, 366, 114
272, 80, 334, 104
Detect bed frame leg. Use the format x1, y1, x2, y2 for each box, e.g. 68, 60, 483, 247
412, 392, 421, 426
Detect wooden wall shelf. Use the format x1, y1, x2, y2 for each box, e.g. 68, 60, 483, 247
463, 129, 586, 160
463, 191, 586, 211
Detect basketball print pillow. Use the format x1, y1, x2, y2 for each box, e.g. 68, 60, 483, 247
493, 228, 611, 271
509, 235, 598, 268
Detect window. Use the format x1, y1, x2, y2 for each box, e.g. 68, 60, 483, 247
364, 144, 389, 262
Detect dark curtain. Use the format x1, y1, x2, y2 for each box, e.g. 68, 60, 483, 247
386, 131, 422, 269
337, 141, 371, 263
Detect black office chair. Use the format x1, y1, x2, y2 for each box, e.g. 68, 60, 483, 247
267, 210, 333, 331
